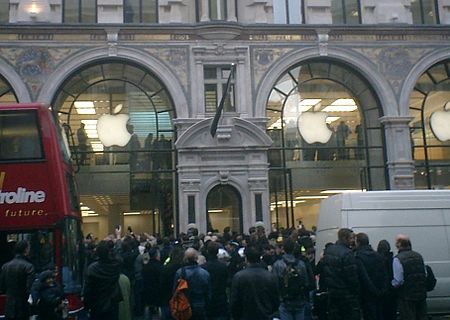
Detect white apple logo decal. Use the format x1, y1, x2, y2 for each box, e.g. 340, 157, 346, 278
297, 112, 332, 144
96, 104, 132, 147
430, 101, 450, 142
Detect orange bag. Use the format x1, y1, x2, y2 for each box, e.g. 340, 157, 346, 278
169, 268, 192, 320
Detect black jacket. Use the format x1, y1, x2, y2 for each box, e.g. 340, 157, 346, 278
355, 245, 387, 298
321, 240, 360, 296
230, 263, 280, 320
83, 258, 123, 315
396, 249, 427, 301
0, 254, 35, 318
202, 257, 230, 316
142, 258, 163, 306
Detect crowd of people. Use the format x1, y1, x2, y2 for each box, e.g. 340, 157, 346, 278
0, 223, 431, 320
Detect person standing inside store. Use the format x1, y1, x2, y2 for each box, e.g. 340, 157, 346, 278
77, 122, 89, 165
0, 240, 35, 320
336, 121, 351, 160
392, 234, 428, 320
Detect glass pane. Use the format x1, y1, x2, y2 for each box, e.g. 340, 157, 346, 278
331, 0, 344, 24
273, 0, 288, 23
204, 67, 217, 80
345, 0, 360, 24
0, 0, 8, 22
142, 0, 158, 23
81, 0, 96, 23
207, 185, 242, 234
205, 84, 217, 113
0, 77, 17, 103
61, 220, 84, 293
64, 0, 80, 23
423, 0, 438, 24
124, 0, 139, 23
288, 0, 302, 24
210, 0, 226, 20
0, 111, 43, 160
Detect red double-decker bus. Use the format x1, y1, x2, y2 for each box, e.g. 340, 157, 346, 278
0, 103, 84, 319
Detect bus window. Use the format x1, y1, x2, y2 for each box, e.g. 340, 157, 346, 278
61, 219, 84, 294
51, 111, 72, 163
0, 230, 55, 273
0, 111, 43, 161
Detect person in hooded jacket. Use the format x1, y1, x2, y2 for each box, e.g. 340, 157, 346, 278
83, 239, 123, 320
354, 233, 387, 320
34, 270, 65, 320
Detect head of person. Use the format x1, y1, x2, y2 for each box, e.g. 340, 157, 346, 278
395, 234, 412, 251
355, 232, 369, 248
283, 238, 296, 255
184, 247, 199, 265
95, 239, 115, 262
148, 246, 160, 261
15, 240, 30, 256
337, 228, 355, 248
206, 241, 220, 260
244, 245, 261, 264
377, 239, 391, 255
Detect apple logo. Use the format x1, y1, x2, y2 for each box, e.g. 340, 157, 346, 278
430, 101, 450, 142
96, 104, 132, 147
297, 112, 332, 144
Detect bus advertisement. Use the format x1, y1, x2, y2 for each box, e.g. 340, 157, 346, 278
0, 103, 84, 319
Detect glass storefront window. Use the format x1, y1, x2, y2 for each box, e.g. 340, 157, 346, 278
410, 59, 450, 189
206, 185, 242, 234
267, 60, 385, 230
53, 61, 176, 237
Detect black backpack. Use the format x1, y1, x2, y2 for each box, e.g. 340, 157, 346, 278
425, 265, 437, 291
282, 259, 307, 300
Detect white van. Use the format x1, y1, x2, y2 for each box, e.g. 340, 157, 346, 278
315, 190, 450, 315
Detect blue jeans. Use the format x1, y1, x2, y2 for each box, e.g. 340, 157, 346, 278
279, 303, 305, 320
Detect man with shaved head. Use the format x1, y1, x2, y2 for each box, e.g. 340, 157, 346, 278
392, 234, 427, 320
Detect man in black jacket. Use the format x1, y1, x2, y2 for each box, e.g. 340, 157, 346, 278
230, 245, 279, 320
83, 240, 123, 320
355, 232, 387, 320
0, 240, 35, 320
392, 234, 427, 320
202, 241, 230, 320
321, 228, 361, 320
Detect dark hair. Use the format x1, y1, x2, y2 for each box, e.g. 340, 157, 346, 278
206, 241, 220, 258
398, 238, 412, 250
244, 245, 261, 263
377, 239, 391, 254
356, 232, 369, 246
96, 240, 115, 261
15, 240, 30, 255
337, 228, 354, 242
283, 238, 296, 254
148, 247, 159, 259
169, 246, 185, 265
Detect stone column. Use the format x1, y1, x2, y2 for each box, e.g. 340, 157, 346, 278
227, 0, 237, 22
200, 0, 210, 21
380, 116, 415, 190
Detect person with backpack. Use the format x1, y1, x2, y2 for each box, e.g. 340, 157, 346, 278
172, 248, 211, 320
272, 238, 309, 320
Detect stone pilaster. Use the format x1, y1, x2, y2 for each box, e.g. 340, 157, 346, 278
380, 116, 415, 190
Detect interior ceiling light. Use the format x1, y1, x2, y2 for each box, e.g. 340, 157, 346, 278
298, 99, 321, 112
320, 189, 366, 194
75, 101, 96, 115
326, 116, 341, 123
123, 212, 141, 215
295, 196, 329, 200
322, 99, 357, 112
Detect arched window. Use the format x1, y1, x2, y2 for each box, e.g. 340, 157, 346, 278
206, 184, 242, 234
0, 75, 18, 103
53, 60, 176, 236
266, 60, 386, 229
409, 59, 450, 189
331, 0, 361, 24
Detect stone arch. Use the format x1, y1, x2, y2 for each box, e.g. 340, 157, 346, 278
399, 48, 450, 116
254, 47, 398, 118
37, 46, 189, 118
0, 59, 31, 102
